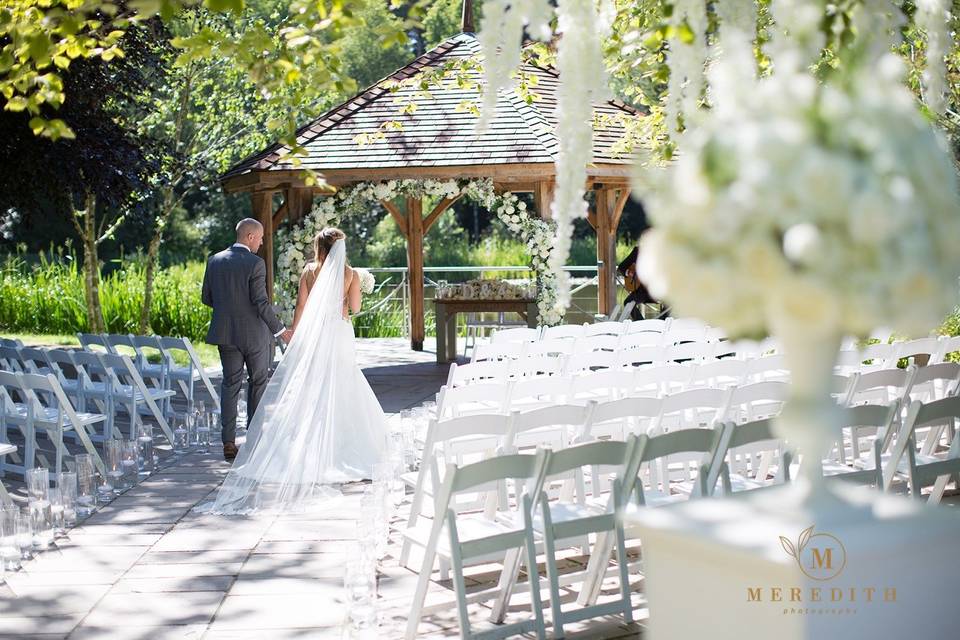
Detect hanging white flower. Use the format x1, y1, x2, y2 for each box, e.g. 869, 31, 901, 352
916, 0, 951, 116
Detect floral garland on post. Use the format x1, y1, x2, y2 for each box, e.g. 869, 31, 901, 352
274, 178, 562, 326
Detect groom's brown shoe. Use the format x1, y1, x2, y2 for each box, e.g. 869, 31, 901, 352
223, 442, 238, 462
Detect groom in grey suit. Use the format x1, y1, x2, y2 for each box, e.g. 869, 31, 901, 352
202, 218, 293, 461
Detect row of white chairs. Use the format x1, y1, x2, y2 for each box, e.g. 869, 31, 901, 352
402, 393, 960, 638
490, 317, 708, 344
77, 333, 220, 410
0, 369, 107, 479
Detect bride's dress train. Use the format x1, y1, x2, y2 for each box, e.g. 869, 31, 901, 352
199, 240, 387, 514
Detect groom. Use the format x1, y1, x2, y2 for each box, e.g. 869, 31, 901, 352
202, 218, 293, 461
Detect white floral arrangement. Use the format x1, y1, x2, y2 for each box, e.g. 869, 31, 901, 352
354, 267, 375, 295
274, 178, 562, 326
440, 278, 530, 301
638, 51, 960, 339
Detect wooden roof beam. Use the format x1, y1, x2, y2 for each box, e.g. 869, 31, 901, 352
381, 199, 408, 238
423, 193, 464, 234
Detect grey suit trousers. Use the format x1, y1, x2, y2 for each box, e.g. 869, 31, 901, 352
218, 342, 272, 445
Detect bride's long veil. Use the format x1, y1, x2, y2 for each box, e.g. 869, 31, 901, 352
203, 240, 348, 514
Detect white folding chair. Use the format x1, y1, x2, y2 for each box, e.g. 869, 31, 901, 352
158, 336, 221, 408
616, 345, 662, 370
471, 342, 526, 363
884, 397, 960, 503
895, 337, 941, 367
0, 346, 25, 372
525, 338, 575, 358
579, 427, 722, 607
400, 413, 514, 568
568, 369, 632, 405
0, 338, 24, 348
0, 442, 16, 504
624, 318, 667, 334
582, 321, 626, 337
745, 353, 790, 383
652, 388, 730, 434
98, 353, 176, 443
508, 354, 565, 379
492, 439, 640, 636
507, 376, 571, 412
16, 347, 54, 375
630, 364, 694, 398
19, 372, 107, 475
508, 403, 587, 453
404, 450, 549, 640
573, 334, 621, 355
662, 341, 715, 364
933, 335, 960, 364
709, 418, 792, 495
76, 333, 111, 353
437, 383, 510, 419
491, 327, 541, 344
581, 396, 662, 442
907, 362, 960, 404
815, 403, 899, 487
446, 360, 509, 387
687, 358, 746, 390
541, 324, 585, 341
722, 381, 789, 424
563, 350, 619, 375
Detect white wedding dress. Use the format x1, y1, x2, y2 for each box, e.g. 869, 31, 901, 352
200, 239, 388, 514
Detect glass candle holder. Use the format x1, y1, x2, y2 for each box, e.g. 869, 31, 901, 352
29, 499, 53, 550
173, 414, 189, 455
75, 454, 97, 516
104, 440, 124, 496
121, 440, 139, 489
26, 467, 49, 502
15, 509, 33, 561
137, 422, 156, 477
48, 487, 65, 537
57, 471, 78, 527
0, 506, 20, 571
196, 415, 211, 454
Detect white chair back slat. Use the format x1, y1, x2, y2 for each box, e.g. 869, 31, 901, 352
491, 327, 541, 344
540, 324, 585, 341
582, 321, 626, 337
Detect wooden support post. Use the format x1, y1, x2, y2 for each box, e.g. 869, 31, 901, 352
406, 197, 425, 351
534, 180, 555, 220
252, 191, 275, 301
595, 189, 617, 316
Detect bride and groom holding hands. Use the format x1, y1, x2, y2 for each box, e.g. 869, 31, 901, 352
199, 218, 387, 514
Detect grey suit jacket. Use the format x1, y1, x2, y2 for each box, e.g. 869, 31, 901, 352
201, 245, 284, 350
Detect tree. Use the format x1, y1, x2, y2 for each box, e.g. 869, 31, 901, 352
340, 0, 413, 88
0, 21, 165, 331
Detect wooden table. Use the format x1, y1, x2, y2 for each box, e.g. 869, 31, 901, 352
433, 298, 538, 364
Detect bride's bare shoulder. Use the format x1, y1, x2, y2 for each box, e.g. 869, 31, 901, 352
344, 265, 354, 281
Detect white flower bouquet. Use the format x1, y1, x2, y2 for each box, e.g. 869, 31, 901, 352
639, 55, 960, 340
354, 268, 375, 295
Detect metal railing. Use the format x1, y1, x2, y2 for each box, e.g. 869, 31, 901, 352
351, 265, 609, 338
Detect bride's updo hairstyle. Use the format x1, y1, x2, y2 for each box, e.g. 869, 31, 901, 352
312, 227, 345, 264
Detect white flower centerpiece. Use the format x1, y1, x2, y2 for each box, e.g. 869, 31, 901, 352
639, 46, 960, 498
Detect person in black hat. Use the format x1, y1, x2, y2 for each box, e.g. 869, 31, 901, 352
617, 245, 663, 321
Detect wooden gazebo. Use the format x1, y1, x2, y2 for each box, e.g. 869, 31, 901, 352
221, 30, 638, 351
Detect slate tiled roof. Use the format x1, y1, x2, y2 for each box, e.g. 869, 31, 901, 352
223, 33, 639, 180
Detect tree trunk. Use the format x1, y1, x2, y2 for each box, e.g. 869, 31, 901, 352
138, 187, 173, 334
75, 192, 107, 333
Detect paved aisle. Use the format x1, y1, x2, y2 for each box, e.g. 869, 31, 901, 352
0, 339, 451, 640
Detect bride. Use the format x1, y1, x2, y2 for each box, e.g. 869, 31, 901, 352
201, 228, 388, 514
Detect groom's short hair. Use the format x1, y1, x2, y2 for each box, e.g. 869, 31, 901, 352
236, 218, 262, 240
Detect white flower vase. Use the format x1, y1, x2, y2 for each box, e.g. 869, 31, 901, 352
770, 314, 843, 503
